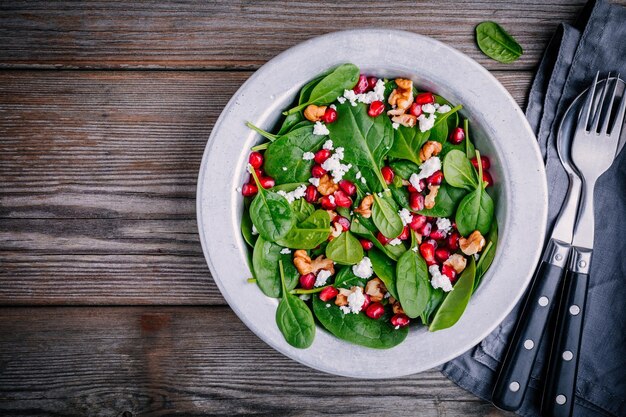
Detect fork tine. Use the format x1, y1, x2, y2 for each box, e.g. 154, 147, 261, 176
580, 71, 599, 128
610, 76, 626, 141
600, 74, 620, 135
590, 72, 611, 133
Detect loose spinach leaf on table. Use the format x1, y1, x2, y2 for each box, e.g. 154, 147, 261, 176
326, 230, 364, 265
284, 64, 360, 114
388, 125, 430, 165
249, 170, 296, 242
368, 247, 398, 299
333, 266, 367, 289
350, 217, 400, 261
312, 296, 408, 349
277, 209, 331, 249
429, 257, 476, 331
276, 260, 316, 348
327, 103, 394, 192
475, 21, 523, 64
252, 236, 299, 298
372, 193, 404, 239
474, 220, 498, 292
443, 149, 479, 190
396, 246, 431, 318
455, 151, 494, 236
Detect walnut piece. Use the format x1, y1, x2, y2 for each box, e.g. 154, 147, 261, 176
419, 141, 443, 162
392, 301, 405, 315
424, 185, 439, 209
354, 194, 374, 218
391, 114, 417, 127
329, 222, 343, 240
444, 254, 467, 274
335, 288, 351, 307
459, 231, 486, 256
317, 174, 339, 196
365, 278, 387, 302
293, 250, 335, 276
303, 104, 327, 122
388, 78, 414, 113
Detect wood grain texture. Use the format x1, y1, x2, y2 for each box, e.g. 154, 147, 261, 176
0, 306, 515, 417
0, 0, 587, 70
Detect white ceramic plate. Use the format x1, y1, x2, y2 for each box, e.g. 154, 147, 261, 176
197, 30, 548, 378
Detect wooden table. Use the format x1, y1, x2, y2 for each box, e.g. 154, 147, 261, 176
0, 1, 593, 415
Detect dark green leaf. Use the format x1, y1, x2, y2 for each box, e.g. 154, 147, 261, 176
396, 249, 431, 318
429, 257, 476, 331
455, 186, 494, 236
350, 217, 400, 261
249, 174, 296, 242
475, 21, 523, 64
474, 220, 498, 292
241, 199, 257, 248
290, 197, 315, 222
372, 194, 404, 239
276, 209, 331, 249
389, 160, 419, 180
368, 248, 398, 299
277, 112, 305, 136
418, 183, 469, 217
312, 296, 408, 349
276, 260, 316, 348
326, 231, 364, 265
252, 237, 299, 298
388, 125, 430, 165
420, 288, 445, 325
443, 150, 479, 190
334, 266, 367, 289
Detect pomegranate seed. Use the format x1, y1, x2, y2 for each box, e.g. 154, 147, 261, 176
410, 214, 427, 232
442, 264, 458, 282
447, 232, 460, 251
253, 168, 264, 180
429, 228, 447, 241
353, 74, 368, 94
471, 156, 491, 170
449, 127, 465, 144
314, 149, 332, 164
368, 100, 385, 117
241, 183, 258, 197
248, 151, 264, 169
482, 171, 493, 187
359, 238, 374, 251
311, 165, 327, 178
409, 192, 425, 211
377, 232, 391, 246
427, 170, 444, 186
398, 225, 410, 240
338, 179, 356, 196
407, 184, 418, 193
415, 92, 435, 105
420, 242, 436, 265
365, 302, 385, 319
320, 195, 336, 210
259, 176, 275, 189
409, 103, 423, 117
319, 286, 339, 302
334, 216, 351, 231
361, 294, 371, 310
299, 273, 316, 290
321, 107, 337, 124
305, 185, 319, 203
391, 313, 410, 327
367, 76, 378, 90
333, 190, 352, 208
419, 223, 433, 239
381, 166, 395, 184
435, 248, 451, 263
425, 238, 438, 248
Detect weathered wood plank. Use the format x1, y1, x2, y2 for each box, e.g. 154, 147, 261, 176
0, 0, 588, 70
0, 306, 515, 417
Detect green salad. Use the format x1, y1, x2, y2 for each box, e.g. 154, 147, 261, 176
240, 63, 498, 349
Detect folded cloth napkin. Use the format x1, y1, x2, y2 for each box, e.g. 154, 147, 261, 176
441, 1, 626, 416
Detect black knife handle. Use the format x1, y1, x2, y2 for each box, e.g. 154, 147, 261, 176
492, 260, 565, 411
541, 267, 589, 417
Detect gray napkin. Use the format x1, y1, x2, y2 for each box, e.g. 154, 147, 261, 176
441, 1, 626, 416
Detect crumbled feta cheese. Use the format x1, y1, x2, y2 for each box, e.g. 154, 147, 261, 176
337, 97, 346, 104
352, 256, 374, 279
334, 147, 344, 160
417, 113, 436, 132
429, 265, 453, 292
392, 122, 400, 130
422, 103, 436, 114
251, 225, 258, 235
474, 253, 480, 261
436, 218, 452, 235
340, 286, 366, 314
299, 294, 311, 301
315, 269, 332, 287
280, 248, 291, 255
329, 104, 337, 110
389, 238, 402, 246
339, 305, 350, 314
326, 303, 331, 308
277, 184, 307, 204
343, 89, 358, 106
360, 177, 366, 184
409, 156, 442, 191
394, 325, 400, 330
412, 246, 418, 252
313, 121, 330, 136
437, 104, 452, 113
384, 292, 391, 299
355, 171, 362, 180
321, 149, 352, 183
282, 166, 288, 171
302, 151, 315, 161
328, 195, 335, 205
323, 140, 334, 150
340, 80, 386, 106
399, 208, 413, 226
308, 177, 320, 187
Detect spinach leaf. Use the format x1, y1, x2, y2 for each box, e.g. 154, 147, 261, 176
252, 236, 299, 298
290, 197, 315, 222
277, 112, 305, 136
298, 73, 326, 105
388, 125, 430, 165
464, 118, 476, 159
285, 64, 360, 114
327, 103, 394, 192
455, 186, 494, 236
475, 21, 523, 64
241, 199, 257, 248
276, 260, 316, 348
474, 220, 498, 292
368, 247, 398, 299
389, 160, 419, 180
249, 170, 296, 242
326, 230, 364, 265
350, 217, 400, 261
443, 149, 479, 190
264, 124, 327, 184
312, 296, 408, 349
429, 257, 476, 331
372, 193, 404, 239
418, 183, 468, 217
420, 288, 445, 325
396, 247, 431, 318
334, 266, 367, 289
276, 209, 331, 249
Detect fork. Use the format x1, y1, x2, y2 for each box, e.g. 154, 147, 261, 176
541, 73, 626, 417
